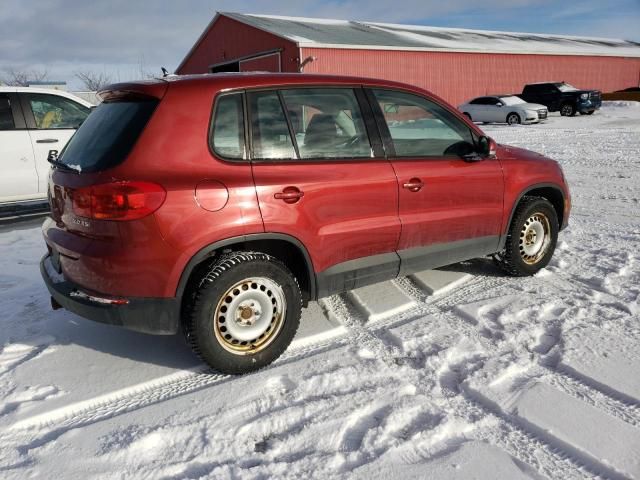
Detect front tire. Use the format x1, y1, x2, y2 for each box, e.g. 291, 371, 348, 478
506, 113, 521, 125
184, 252, 302, 374
560, 103, 576, 116
496, 197, 559, 276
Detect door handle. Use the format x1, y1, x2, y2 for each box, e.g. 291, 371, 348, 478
403, 178, 425, 192
37, 138, 59, 143
274, 187, 304, 204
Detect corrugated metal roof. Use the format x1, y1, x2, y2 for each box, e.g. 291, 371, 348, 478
222, 12, 640, 57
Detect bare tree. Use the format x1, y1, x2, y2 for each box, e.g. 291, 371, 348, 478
74, 70, 113, 91
1, 67, 48, 86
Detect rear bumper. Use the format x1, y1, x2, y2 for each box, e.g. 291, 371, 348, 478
41, 255, 180, 335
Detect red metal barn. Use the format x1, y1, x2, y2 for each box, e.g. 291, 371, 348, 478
176, 12, 640, 106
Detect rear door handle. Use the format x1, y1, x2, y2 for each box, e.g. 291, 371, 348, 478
274, 187, 304, 204
36, 138, 59, 143
403, 178, 425, 192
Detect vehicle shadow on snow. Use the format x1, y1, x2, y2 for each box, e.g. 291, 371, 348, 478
441, 257, 506, 277
41, 308, 201, 370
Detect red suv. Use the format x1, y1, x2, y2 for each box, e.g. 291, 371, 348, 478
41, 73, 570, 374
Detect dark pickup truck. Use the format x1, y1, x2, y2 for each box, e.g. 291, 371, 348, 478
520, 82, 602, 116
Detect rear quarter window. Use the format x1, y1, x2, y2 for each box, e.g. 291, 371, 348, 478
59, 99, 158, 172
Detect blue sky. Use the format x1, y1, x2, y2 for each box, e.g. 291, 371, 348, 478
1, 0, 639, 88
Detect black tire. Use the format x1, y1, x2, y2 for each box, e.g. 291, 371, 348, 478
560, 103, 575, 116
495, 197, 559, 276
184, 251, 302, 374
506, 112, 521, 125
463, 112, 472, 121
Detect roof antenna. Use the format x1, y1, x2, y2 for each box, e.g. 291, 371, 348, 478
161, 67, 169, 77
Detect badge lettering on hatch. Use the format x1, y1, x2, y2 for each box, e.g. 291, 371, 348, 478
72, 217, 90, 228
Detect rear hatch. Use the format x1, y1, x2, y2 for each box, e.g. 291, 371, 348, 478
48, 81, 166, 233
44, 81, 168, 293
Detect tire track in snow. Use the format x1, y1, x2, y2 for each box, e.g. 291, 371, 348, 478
393, 273, 638, 479
331, 278, 600, 479
2, 334, 351, 455
545, 368, 640, 427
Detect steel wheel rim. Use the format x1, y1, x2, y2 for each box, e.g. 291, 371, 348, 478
213, 277, 286, 355
561, 105, 572, 116
519, 212, 551, 265
508, 114, 518, 125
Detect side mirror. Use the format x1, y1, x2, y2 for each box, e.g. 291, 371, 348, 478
478, 136, 497, 158
497, 103, 504, 107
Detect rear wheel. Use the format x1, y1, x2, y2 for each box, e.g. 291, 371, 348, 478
506, 113, 521, 125
184, 252, 302, 374
495, 197, 559, 276
560, 103, 575, 116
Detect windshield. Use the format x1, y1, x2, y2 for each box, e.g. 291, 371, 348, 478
59, 99, 158, 172
500, 96, 526, 106
556, 83, 579, 92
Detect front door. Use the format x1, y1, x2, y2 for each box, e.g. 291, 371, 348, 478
367, 88, 504, 275
246, 87, 401, 295
0, 93, 38, 203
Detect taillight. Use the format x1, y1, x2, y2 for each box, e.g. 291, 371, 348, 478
71, 181, 166, 221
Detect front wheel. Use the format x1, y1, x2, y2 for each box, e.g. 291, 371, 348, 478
506, 113, 521, 125
560, 103, 576, 116
184, 252, 302, 374
496, 197, 559, 276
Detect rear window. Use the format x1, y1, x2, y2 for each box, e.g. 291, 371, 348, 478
59, 99, 158, 172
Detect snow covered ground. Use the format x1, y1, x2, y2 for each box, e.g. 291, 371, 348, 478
1, 102, 639, 479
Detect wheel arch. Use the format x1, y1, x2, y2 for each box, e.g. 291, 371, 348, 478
506, 111, 521, 123
177, 233, 316, 311
499, 183, 566, 250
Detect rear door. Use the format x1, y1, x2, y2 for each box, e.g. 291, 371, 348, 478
246, 87, 401, 295
20, 92, 90, 195
367, 88, 504, 274
0, 92, 38, 203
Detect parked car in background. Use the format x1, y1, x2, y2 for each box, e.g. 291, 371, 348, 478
458, 95, 548, 125
520, 82, 601, 116
41, 73, 570, 374
0, 87, 92, 211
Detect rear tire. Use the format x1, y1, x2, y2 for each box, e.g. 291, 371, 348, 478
506, 113, 521, 125
560, 103, 576, 116
184, 252, 302, 374
495, 197, 559, 276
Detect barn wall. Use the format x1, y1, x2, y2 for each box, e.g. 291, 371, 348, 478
177, 16, 299, 74
240, 53, 282, 72
301, 47, 640, 105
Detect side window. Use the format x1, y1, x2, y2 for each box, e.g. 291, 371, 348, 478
248, 91, 296, 160
0, 95, 15, 130
211, 93, 245, 160
372, 89, 475, 157
280, 88, 372, 159
24, 93, 89, 129
469, 98, 485, 105
487, 98, 501, 106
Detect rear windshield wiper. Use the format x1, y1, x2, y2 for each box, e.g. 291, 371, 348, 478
47, 156, 79, 174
